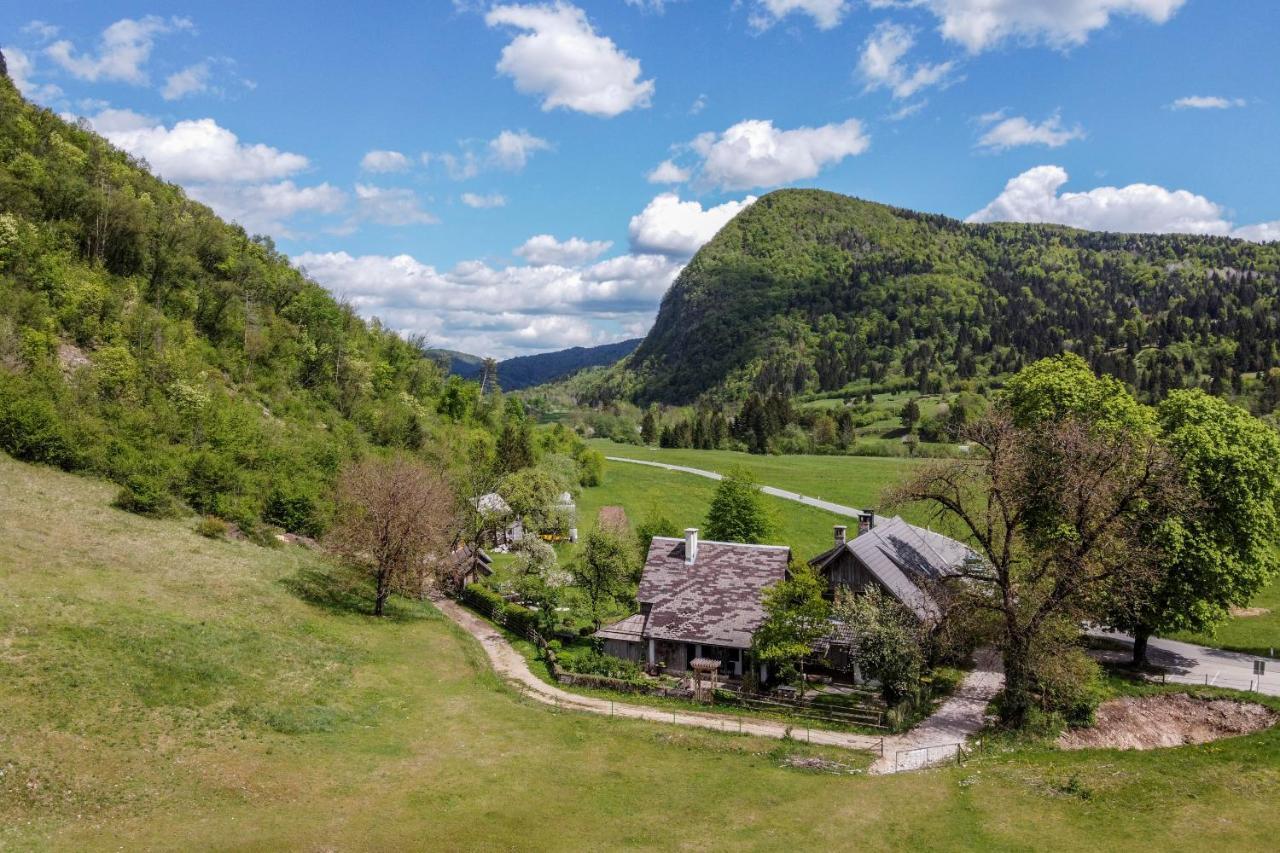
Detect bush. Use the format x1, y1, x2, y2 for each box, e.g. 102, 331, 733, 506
263, 479, 326, 537
557, 648, 644, 682
0, 377, 73, 467
195, 516, 229, 539
1033, 645, 1104, 728
113, 472, 178, 518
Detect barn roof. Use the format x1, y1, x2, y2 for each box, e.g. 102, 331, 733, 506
637, 537, 790, 649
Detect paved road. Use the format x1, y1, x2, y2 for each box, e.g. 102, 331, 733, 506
1089, 629, 1280, 696
433, 594, 1003, 774
605, 456, 869, 519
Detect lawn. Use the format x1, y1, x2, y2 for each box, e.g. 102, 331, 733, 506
1171, 579, 1280, 659
4, 453, 1280, 851
586, 438, 930, 520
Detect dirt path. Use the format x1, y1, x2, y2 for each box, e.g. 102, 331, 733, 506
434, 595, 1004, 773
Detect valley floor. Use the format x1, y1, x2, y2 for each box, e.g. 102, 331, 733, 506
4, 454, 1280, 851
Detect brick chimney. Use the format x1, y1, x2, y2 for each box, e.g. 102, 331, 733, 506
684, 528, 699, 565
858, 512, 873, 536
833, 525, 847, 547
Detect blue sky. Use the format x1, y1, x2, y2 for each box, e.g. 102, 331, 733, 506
4, 1, 1278, 357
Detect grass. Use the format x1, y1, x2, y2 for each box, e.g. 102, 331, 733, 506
5, 453, 1280, 850
1171, 579, 1280, 658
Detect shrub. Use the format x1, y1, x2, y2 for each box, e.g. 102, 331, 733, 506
0, 377, 73, 467
113, 472, 178, 518
263, 479, 326, 537
195, 516, 229, 539
557, 648, 644, 683
1033, 645, 1104, 728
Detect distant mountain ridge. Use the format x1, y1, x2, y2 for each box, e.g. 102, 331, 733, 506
430, 339, 642, 391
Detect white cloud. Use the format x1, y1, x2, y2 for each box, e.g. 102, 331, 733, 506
887, 100, 928, 121
967, 165, 1279, 241
858, 23, 955, 99
294, 248, 682, 357
976, 111, 1084, 151
360, 149, 412, 173
22, 21, 60, 42
689, 94, 708, 115
487, 129, 552, 170
628, 193, 757, 257
1171, 95, 1246, 110
4, 47, 64, 102
750, 0, 849, 30
516, 234, 613, 266
430, 129, 552, 180
647, 159, 691, 184
485, 3, 655, 117
162, 62, 210, 100
84, 108, 309, 184
461, 192, 508, 209
353, 184, 439, 226
870, 0, 1185, 53
45, 15, 193, 84
188, 181, 346, 237
690, 118, 870, 191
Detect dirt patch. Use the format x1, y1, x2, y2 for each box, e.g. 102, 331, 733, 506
1229, 606, 1272, 618
1058, 694, 1276, 751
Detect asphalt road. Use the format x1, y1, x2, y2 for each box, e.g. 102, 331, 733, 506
1090, 629, 1280, 696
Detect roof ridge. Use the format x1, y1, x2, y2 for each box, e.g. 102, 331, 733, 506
649, 536, 790, 551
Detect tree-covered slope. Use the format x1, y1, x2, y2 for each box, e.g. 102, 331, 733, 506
0, 62, 477, 536
623, 189, 1280, 406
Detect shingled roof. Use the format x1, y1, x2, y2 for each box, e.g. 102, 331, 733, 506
636, 536, 791, 649
811, 516, 977, 622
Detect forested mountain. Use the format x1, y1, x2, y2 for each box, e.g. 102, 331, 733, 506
430, 338, 641, 391
594, 189, 1280, 409
0, 62, 501, 537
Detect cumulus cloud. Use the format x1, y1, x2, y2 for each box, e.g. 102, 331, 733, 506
750, 0, 849, 30
162, 62, 210, 100
869, 0, 1185, 53
647, 159, 691, 184
360, 149, 412, 173
628, 193, 757, 257
515, 234, 613, 266
967, 165, 1278, 241
4, 47, 64, 102
22, 21, 60, 42
46, 15, 192, 84
858, 23, 955, 99
1171, 95, 1246, 110
294, 248, 683, 357
353, 184, 439, 226
188, 181, 346, 237
84, 108, 309, 184
976, 111, 1084, 151
429, 129, 552, 180
461, 192, 508, 209
689, 118, 870, 191
485, 2, 654, 117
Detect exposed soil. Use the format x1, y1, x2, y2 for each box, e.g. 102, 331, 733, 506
1058, 694, 1276, 751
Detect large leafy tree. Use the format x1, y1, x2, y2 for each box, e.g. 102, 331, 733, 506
1110, 390, 1280, 663
752, 564, 830, 694
893, 355, 1182, 727
704, 467, 773, 543
573, 525, 637, 628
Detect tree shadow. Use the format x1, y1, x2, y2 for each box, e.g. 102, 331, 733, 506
281, 563, 431, 623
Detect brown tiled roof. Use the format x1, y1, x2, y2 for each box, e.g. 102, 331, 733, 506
637, 537, 790, 649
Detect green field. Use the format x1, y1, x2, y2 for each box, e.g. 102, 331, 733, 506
586, 439, 930, 519
1172, 580, 1280, 658
5, 454, 1280, 850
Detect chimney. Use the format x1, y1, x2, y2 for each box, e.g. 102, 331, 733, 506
833, 525, 847, 547
684, 528, 699, 565
858, 512, 873, 536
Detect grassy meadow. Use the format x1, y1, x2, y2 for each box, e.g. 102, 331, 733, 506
5, 454, 1280, 850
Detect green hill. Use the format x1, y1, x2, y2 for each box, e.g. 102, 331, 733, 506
0, 61, 477, 537
612, 189, 1280, 406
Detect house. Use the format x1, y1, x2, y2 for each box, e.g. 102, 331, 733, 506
440, 545, 494, 593
473, 492, 523, 546
595, 528, 790, 679
808, 515, 977, 623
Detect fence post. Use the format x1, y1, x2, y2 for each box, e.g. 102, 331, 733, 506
880, 737, 884, 757
1205, 674, 1210, 686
